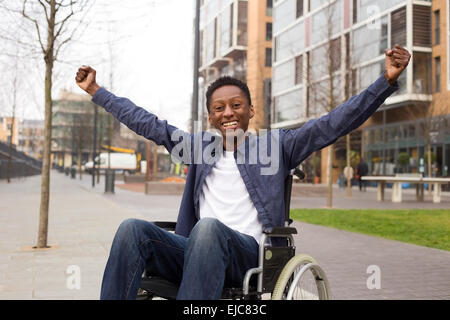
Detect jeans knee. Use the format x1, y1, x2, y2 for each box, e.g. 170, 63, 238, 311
190, 218, 223, 242
115, 218, 147, 245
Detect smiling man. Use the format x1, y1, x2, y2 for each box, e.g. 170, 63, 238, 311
76, 45, 410, 300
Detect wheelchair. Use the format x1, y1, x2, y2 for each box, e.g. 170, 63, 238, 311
137, 168, 331, 300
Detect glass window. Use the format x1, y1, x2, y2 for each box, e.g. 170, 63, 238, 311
352, 15, 388, 64
273, 59, 295, 94
205, 21, 215, 63
357, 0, 405, 23
267, 0, 273, 16
295, 55, 303, 85
237, 1, 247, 46
413, 52, 431, 94
220, 4, 232, 55
273, 0, 297, 34
435, 57, 441, 92
275, 21, 305, 62
310, 44, 328, 81
266, 22, 272, 41
265, 48, 272, 67
273, 88, 303, 123
296, 0, 303, 18
408, 124, 416, 139
358, 61, 384, 93
434, 10, 440, 45
310, 2, 342, 46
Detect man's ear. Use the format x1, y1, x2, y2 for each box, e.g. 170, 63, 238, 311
208, 111, 214, 126
249, 105, 255, 119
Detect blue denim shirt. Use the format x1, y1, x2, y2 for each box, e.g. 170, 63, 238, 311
92, 75, 397, 239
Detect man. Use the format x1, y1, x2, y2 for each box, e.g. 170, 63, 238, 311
357, 158, 369, 191
76, 45, 410, 300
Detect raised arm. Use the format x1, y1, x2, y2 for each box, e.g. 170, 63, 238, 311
75, 66, 192, 157
282, 45, 411, 169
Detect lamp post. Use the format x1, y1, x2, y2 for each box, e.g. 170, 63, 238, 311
191, 0, 201, 133
92, 105, 98, 187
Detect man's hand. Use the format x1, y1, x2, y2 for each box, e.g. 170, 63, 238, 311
384, 45, 411, 86
75, 66, 100, 96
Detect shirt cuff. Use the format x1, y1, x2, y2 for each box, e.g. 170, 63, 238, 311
91, 87, 110, 108
368, 74, 399, 99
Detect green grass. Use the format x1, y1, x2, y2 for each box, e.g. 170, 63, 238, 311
291, 209, 450, 251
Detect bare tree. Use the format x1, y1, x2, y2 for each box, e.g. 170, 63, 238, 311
7, 0, 93, 248
307, 1, 342, 208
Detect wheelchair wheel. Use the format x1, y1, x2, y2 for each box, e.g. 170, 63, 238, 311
272, 254, 330, 300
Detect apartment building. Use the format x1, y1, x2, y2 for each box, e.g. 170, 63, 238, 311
0, 117, 19, 146
272, 0, 449, 182
197, 0, 273, 131
17, 119, 44, 160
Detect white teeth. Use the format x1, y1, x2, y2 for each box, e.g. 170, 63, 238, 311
223, 121, 237, 127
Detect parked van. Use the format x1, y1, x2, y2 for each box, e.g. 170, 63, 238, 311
85, 152, 137, 174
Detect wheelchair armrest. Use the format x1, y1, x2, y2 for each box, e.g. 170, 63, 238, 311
263, 226, 297, 235
152, 221, 177, 231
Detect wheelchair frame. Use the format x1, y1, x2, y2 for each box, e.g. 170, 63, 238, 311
138, 168, 330, 300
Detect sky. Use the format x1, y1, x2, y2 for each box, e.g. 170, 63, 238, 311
0, 0, 195, 131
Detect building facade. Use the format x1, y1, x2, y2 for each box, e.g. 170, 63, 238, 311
272, 0, 449, 182
197, 0, 273, 131
52, 89, 107, 169
0, 117, 19, 147
17, 119, 44, 160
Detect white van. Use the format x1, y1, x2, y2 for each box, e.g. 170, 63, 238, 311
85, 152, 137, 174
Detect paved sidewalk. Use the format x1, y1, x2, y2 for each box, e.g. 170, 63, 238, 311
0, 171, 449, 299
0, 172, 147, 299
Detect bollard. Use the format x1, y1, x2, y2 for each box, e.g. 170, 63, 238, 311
105, 169, 115, 194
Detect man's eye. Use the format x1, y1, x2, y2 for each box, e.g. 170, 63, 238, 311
233, 103, 241, 108
215, 106, 224, 111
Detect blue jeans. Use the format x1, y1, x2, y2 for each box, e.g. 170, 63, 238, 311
100, 217, 259, 300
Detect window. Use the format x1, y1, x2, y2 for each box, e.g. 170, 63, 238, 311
435, 57, 441, 92
391, 7, 407, 47
413, 52, 431, 94
352, 0, 358, 24
435, 10, 440, 45
237, 1, 247, 46
266, 0, 273, 16
266, 22, 272, 41
265, 48, 272, 67
295, 55, 303, 84
296, 0, 303, 19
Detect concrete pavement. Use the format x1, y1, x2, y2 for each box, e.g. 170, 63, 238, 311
0, 171, 449, 299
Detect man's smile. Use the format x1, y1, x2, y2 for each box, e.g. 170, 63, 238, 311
222, 120, 238, 130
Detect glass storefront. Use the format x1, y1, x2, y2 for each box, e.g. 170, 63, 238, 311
362, 114, 450, 179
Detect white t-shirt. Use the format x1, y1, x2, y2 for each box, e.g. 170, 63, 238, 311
199, 151, 263, 242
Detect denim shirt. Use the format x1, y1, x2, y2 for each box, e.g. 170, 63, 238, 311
92, 75, 397, 240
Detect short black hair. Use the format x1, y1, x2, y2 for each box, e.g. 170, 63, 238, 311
205, 76, 252, 112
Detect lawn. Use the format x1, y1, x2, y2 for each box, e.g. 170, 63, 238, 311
291, 209, 450, 251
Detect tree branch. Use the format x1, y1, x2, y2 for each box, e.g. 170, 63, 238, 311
21, 0, 46, 54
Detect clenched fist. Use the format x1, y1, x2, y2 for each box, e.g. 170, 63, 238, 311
384, 45, 411, 86
75, 66, 100, 96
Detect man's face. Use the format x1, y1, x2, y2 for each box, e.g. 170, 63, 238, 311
208, 85, 254, 143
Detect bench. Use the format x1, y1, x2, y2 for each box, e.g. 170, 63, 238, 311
361, 175, 450, 203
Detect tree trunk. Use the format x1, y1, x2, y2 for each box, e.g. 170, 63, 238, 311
37, 58, 54, 248
78, 146, 82, 180
427, 142, 432, 195
346, 134, 352, 197
36, 1, 56, 249
326, 145, 333, 208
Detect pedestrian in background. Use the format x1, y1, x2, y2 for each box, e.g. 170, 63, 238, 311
357, 158, 369, 191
